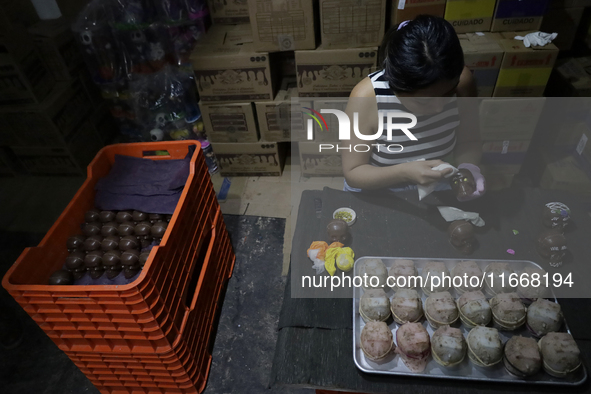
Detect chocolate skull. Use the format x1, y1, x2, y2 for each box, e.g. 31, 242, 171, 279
121, 249, 140, 267
119, 235, 139, 251
132, 211, 148, 223
536, 230, 567, 267
84, 208, 100, 223
65, 251, 86, 278
99, 210, 116, 223
151, 222, 168, 242
135, 221, 153, 248
101, 235, 120, 251
66, 235, 86, 252
118, 222, 135, 236
139, 251, 151, 267
124, 265, 141, 279
103, 250, 122, 279
116, 211, 133, 223
85, 250, 105, 279
101, 221, 119, 237
326, 219, 348, 244
82, 222, 102, 237
165, 214, 173, 222
49, 269, 74, 285
149, 213, 164, 224
84, 235, 103, 252
448, 220, 476, 254
542, 202, 570, 232
451, 169, 476, 200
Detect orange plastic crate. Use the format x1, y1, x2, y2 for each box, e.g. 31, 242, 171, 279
65, 225, 235, 393
2, 142, 222, 342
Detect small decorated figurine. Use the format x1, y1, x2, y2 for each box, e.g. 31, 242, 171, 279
448, 220, 476, 255
451, 169, 476, 201
536, 230, 567, 267
542, 202, 570, 232
327, 219, 349, 244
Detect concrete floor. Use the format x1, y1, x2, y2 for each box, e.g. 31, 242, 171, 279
211, 154, 344, 276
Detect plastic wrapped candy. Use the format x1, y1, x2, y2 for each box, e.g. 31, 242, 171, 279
130, 66, 200, 141
307, 241, 328, 275
115, 23, 171, 75
72, 0, 129, 84
166, 18, 209, 69
323, 243, 348, 276
110, 0, 156, 28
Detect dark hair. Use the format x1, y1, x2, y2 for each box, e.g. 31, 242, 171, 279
381, 15, 464, 93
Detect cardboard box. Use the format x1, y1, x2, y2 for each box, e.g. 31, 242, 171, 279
459, 33, 504, 97
12, 119, 103, 175
554, 57, 591, 97
0, 80, 93, 147
493, 34, 559, 97
295, 46, 378, 97
248, 0, 316, 52
481, 139, 531, 174
540, 153, 591, 196
208, 0, 250, 24
191, 24, 276, 102
549, 0, 591, 8
479, 98, 545, 140
28, 18, 83, 81
491, 0, 550, 32
199, 101, 259, 143
444, 0, 497, 33
255, 88, 308, 142
391, 0, 446, 25
299, 141, 343, 176
0, 26, 56, 106
319, 0, 387, 48
211, 141, 286, 176
540, 7, 584, 51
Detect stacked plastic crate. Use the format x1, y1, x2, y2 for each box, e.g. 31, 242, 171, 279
2, 141, 235, 394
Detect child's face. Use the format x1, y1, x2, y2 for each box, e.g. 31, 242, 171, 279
396, 78, 460, 115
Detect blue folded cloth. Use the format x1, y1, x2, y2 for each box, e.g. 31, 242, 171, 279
94, 147, 194, 214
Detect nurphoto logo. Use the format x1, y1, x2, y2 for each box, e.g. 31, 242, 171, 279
303, 107, 419, 153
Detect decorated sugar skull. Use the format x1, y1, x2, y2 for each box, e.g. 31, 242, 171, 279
536, 230, 567, 267
431, 325, 466, 368
451, 168, 476, 200
360, 321, 394, 361
448, 220, 476, 255
542, 202, 570, 232
155, 112, 168, 127
150, 128, 164, 141
326, 219, 348, 244
359, 289, 391, 323
503, 336, 541, 377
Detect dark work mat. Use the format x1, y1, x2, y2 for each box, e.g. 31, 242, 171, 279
281, 186, 591, 333
271, 327, 591, 394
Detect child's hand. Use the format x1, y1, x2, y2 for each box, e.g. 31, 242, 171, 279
402, 160, 454, 186
457, 163, 486, 201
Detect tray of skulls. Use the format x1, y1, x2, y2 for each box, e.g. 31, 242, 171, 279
352, 257, 586, 386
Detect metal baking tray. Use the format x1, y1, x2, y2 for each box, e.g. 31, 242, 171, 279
352, 257, 587, 386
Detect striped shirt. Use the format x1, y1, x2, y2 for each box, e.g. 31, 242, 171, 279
369, 69, 459, 167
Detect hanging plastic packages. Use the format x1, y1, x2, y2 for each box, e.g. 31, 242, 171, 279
130, 65, 200, 141
72, 0, 129, 84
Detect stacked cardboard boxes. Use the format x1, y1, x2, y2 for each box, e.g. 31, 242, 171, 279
192, 22, 289, 176
478, 97, 546, 188
391, 0, 446, 25
444, 0, 497, 33
491, 0, 550, 32
459, 32, 504, 97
